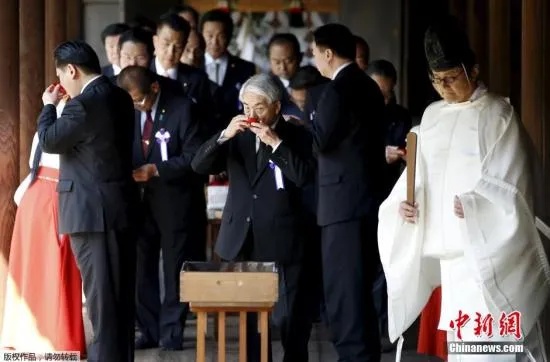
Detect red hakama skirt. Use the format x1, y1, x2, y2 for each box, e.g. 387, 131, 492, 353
1, 167, 86, 355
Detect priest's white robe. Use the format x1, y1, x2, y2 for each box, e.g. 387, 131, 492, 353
378, 88, 550, 361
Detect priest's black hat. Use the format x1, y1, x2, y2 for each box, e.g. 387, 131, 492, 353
424, 15, 476, 71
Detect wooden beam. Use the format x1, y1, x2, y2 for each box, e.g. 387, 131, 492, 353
488, 0, 510, 96
466, 0, 488, 77
20, 0, 45, 181
521, 0, 543, 156
66, 0, 82, 40
0, 0, 20, 332
45, 0, 67, 86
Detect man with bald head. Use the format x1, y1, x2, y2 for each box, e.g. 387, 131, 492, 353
117, 65, 205, 351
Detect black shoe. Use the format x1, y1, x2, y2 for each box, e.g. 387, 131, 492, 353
135, 336, 158, 350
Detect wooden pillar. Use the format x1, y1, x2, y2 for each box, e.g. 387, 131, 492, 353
521, 0, 544, 157
45, 0, 66, 85
20, 0, 45, 181
448, 0, 467, 26
466, 0, 488, 76
0, 0, 20, 330
66, 0, 82, 40
488, 0, 511, 96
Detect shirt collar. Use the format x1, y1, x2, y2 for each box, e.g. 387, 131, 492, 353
469, 82, 488, 102
205, 52, 228, 65
147, 90, 161, 116
279, 77, 290, 89
81, 75, 102, 94
155, 58, 178, 79
331, 62, 353, 80
113, 64, 121, 75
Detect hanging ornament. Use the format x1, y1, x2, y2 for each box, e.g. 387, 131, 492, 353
288, 0, 304, 27
288, 0, 303, 14
268, 12, 282, 29
305, 11, 313, 29
217, 0, 231, 13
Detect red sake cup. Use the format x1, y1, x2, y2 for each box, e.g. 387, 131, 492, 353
52, 81, 66, 95
246, 117, 258, 125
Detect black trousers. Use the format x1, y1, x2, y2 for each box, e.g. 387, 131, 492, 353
236, 229, 312, 362
135, 206, 206, 347
321, 216, 381, 362
70, 229, 136, 362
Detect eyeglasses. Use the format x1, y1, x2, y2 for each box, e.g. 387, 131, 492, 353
133, 94, 148, 107
429, 68, 464, 86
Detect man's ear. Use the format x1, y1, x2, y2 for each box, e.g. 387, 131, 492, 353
67, 64, 78, 79
324, 48, 334, 64
297, 52, 303, 65
274, 100, 282, 115
152, 35, 159, 56
151, 81, 160, 93
470, 64, 480, 82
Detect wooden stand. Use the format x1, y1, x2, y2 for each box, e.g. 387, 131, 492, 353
191, 302, 273, 362
180, 262, 278, 362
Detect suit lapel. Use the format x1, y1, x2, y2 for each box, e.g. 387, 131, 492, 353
177, 64, 192, 96
134, 110, 144, 163
238, 130, 257, 184
145, 93, 168, 160
251, 117, 285, 186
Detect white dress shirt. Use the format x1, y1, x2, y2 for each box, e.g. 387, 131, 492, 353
81, 75, 102, 94
205, 52, 228, 86
112, 64, 121, 76
140, 91, 161, 133
155, 58, 178, 80
331, 62, 353, 80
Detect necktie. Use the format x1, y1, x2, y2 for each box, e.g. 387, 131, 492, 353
215, 62, 221, 85
29, 145, 43, 184
142, 110, 153, 157
256, 140, 269, 171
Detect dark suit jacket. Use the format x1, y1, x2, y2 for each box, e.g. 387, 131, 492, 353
101, 64, 115, 78
211, 54, 256, 128
38, 76, 137, 234
133, 88, 206, 230
270, 74, 303, 120
191, 116, 314, 263
151, 60, 218, 137
311, 63, 386, 226
384, 102, 412, 197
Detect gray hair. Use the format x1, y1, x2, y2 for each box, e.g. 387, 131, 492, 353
239, 74, 282, 104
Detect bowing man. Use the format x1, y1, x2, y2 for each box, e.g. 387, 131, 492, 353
192, 74, 315, 362
117, 66, 206, 351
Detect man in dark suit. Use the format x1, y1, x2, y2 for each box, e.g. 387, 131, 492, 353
267, 33, 304, 120
100, 23, 130, 77
310, 24, 387, 362
151, 13, 218, 137
200, 9, 256, 128
38, 40, 137, 362
114, 27, 185, 97
192, 74, 314, 362
117, 66, 206, 351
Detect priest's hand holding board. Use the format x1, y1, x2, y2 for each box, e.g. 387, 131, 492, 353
399, 131, 419, 223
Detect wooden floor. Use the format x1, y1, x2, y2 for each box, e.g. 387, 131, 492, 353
83, 310, 443, 361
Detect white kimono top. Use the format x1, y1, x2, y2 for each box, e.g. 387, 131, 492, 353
378, 87, 550, 350
14, 101, 65, 206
